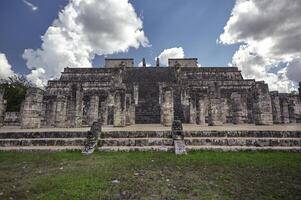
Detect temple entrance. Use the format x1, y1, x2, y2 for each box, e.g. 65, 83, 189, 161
135, 82, 160, 123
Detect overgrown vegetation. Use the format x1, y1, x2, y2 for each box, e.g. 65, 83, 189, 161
0, 75, 32, 112
0, 151, 300, 200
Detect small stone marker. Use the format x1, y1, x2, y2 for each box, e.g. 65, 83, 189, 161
172, 120, 187, 155
82, 122, 101, 155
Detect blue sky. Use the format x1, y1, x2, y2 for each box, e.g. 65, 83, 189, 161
0, 0, 300, 92
0, 0, 238, 74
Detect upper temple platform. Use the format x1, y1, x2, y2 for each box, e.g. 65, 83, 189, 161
55, 58, 245, 83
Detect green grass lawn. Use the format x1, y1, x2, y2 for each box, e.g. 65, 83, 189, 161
0, 151, 300, 200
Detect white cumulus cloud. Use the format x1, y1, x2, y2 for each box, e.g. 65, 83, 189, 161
0, 53, 15, 80
219, 0, 301, 92
23, 0, 149, 87
156, 47, 184, 66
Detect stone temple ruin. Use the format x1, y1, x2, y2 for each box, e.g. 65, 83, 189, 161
0, 58, 301, 153
0, 58, 301, 129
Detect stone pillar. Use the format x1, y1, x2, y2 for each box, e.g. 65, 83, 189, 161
133, 84, 139, 105
0, 88, 6, 127
45, 98, 56, 127
189, 96, 197, 124
253, 82, 273, 125
161, 88, 174, 126
20, 88, 44, 129
280, 96, 290, 124
113, 91, 126, 127
270, 91, 281, 124
197, 97, 207, 125
231, 92, 244, 124
172, 120, 186, 155
181, 89, 190, 123
87, 95, 99, 126
54, 95, 68, 127
125, 94, 135, 125
288, 96, 297, 123
73, 86, 83, 127
208, 83, 223, 126
100, 100, 108, 125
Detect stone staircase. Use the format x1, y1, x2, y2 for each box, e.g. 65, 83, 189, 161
0, 131, 87, 151
183, 131, 301, 152
97, 130, 301, 152
0, 129, 300, 152
135, 104, 161, 124
98, 131, 173, 152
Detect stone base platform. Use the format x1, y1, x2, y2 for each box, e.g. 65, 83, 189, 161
0, 124, 300, 152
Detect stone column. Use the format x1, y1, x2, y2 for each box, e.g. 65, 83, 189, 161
181, 89, 190, 123
189, 95, 197, 124
161, 88, 174, 126
129, 104, 135, 125
113, 91, 126, 127
208, 83, 223, 126
288, 96, 297, 123
270, 91, 281, 124
253, 82, 273, 125
20, 88, 44, 129
280, 96, 290, 124
197, 97, 207, 125
125, 94, 135, 125
231, 92, 244, 124
54, 95, 68, 127
172, 120, 186, 155
87, 95, 99, 126
100, 100, 108, 125
73, 86, 83, 127
133, 84, 139, 105
0, 88, 6, 127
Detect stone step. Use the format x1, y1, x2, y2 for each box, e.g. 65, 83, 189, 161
101, 131, 171, 138
98, 146, 301, 152
99, 138, 173, 146
98, 146, 173, 152
98, 137, 301, 147
183, 131, 301, 138
101, 131, 301, 138
0, 146, 82, 152
0, 138, 86, 147
0, 131, 87, 139
184, 137, 301, 147
186, 146, 301, 152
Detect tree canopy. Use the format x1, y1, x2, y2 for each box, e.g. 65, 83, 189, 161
0, 75, 32, 112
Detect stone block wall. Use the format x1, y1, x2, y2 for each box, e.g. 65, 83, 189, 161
168, 58, 198, 67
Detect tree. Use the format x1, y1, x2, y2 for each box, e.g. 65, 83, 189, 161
0, 75, 33, 112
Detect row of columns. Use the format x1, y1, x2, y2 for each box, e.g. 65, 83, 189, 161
182, 82, 276, 126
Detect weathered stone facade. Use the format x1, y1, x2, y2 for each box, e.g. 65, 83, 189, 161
16, 58, 301, 128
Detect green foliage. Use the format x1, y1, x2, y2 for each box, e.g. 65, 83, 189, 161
0, 75, 32, 112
